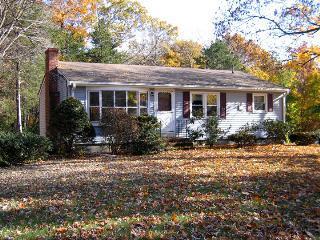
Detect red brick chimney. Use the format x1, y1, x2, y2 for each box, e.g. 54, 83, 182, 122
44, 48, 59, 135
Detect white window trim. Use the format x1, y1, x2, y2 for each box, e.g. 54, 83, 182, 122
87, 89, 149, 124
252, 93, 267, 113
190, 92, 220, 118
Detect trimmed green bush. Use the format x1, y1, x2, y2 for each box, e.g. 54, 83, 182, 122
50, 97, 95, 155
203, 116, 223, 147
132, 115, 164, 155
228, 124, 257, 147
261, 120, 291, 143
289, 132, 317, 146
0, 132, 52, 167
187, 117, 204, 143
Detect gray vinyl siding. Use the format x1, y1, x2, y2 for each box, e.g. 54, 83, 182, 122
175, 91, 188, 137
219, 92, 282, 135
175, 91, 183, 120
57, 76, 68, 102
74, 87, 87, 108
174, 91, 283, 138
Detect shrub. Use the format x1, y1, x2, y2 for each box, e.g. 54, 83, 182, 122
187, 117, 204, 142
132, 115, 164, 155
0, 132, 52, 167
289, 132, 317, 146
50, 97, 95, 155
101, 109, 138, 154
228, 124, 257, 147
202, 116, 223, 147
261, 120, 291, 143
187, 127, 204, 142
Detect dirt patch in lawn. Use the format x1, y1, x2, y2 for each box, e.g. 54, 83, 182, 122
0, 145, 319, 239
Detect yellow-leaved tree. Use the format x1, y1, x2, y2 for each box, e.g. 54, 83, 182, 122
161, 40, 204, 68
285, 44, 320, 130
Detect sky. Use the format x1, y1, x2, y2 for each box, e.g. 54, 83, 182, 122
138, 0, 222, 46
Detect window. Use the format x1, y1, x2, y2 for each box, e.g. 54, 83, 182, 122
158, 92, 172, 111
89, 92, 100, 121
207, 94, 217, 117
89, 90, 148, 121
191, 93, 219, 118
128, 91, 138, 116
253, 94, 266, 112
115, 91, 126, 107
192, 94, 204, 117
139, 92, 148, 115
101, 91, 113, 118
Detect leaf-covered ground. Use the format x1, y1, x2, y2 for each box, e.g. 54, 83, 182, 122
0, 145, 319, 239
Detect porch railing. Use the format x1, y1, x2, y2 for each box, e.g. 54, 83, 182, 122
175, 119, 209, 139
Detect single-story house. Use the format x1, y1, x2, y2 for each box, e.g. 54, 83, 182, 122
39, 48, 289, 141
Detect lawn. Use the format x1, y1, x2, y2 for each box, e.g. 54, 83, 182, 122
0, 145, 319, 239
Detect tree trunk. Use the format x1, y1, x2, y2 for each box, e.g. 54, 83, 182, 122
16, 61, 22, 133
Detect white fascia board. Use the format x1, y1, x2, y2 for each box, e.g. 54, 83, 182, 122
69, 81, 289, 93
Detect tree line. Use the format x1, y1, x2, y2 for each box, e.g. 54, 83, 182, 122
0, 0, 319, 133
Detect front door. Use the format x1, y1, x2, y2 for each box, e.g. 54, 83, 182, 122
156, 91, 175, 136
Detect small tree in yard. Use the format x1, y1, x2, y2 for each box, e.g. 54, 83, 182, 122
132, 115, 164, 155
202, 116, 223, 147
228, 123, 257, 147
101, 109, 138, 154
50, 97, 95, 155
260, 120, 291, 143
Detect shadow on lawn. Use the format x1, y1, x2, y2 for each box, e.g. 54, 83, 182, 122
0, 148, 320, 239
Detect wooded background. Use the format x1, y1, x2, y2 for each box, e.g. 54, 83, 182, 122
0, 0, 319, 133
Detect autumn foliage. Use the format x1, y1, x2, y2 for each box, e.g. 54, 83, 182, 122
0, 145, 319, 238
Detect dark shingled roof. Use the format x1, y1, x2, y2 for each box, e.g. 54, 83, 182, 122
58, 62, 287, 91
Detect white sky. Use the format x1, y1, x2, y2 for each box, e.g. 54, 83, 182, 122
138, 0, 222, 46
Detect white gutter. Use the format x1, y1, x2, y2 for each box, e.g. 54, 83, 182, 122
282, 92, 288, 122
68, 81, 290, 93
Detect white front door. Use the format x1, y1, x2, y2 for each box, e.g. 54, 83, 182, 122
155, 91, 175, 135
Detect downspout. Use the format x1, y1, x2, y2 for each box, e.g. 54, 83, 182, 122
283, 93, 286, 122
282, 90, 290, 122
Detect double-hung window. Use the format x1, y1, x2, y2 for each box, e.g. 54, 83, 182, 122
89, 92, 100, 121
206, 94, 218, 117
191, 93, 219, 118
101, 91, 114, 117
253, 93, 267, 112
89, 90, 148, 121
192, 94, 204, 118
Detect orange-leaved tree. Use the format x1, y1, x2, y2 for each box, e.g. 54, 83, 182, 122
49, 0, 99, 38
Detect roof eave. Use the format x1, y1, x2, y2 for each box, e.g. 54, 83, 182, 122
69, 81, 289, 93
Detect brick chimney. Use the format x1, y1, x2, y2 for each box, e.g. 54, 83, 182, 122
44, 48, 59, 135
